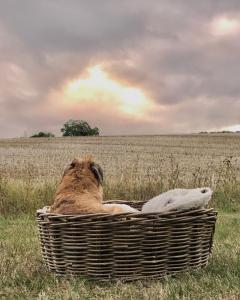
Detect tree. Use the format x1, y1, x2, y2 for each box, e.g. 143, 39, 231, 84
31, 131, 55, 138
61, 120, 100, 136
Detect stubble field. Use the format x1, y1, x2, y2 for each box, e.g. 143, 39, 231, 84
0, 135, 239, 299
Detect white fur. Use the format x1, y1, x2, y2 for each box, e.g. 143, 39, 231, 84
103, 203, 139, 213
142, 187, 213, 213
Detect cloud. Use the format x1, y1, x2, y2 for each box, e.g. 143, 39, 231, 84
0, 0, 240, 137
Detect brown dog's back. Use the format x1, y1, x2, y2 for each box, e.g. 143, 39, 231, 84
51, 156, 128, 215
50, 157, 104, 214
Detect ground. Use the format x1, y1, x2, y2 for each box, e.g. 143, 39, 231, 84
0, 213, 239, 300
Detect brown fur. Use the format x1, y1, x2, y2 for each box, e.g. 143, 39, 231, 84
50, 156, 125, 214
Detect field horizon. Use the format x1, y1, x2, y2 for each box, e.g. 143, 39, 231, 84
2, 131, 240, 139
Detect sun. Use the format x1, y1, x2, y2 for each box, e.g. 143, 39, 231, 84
63, 65, 151, 116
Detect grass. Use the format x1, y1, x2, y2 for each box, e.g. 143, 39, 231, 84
0, 213, 239, 300
0, 135, 240, 299
0, 177, 239, 216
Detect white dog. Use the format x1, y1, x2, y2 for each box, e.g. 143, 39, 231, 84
142, 187, 213, 213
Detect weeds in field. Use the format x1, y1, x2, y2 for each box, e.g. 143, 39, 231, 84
0, 136, 239, 215
0, 156, 239, 215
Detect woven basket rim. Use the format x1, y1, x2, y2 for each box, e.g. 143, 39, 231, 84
37, 201, 217, 218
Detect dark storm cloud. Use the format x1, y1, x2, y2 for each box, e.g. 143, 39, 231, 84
0, 0, 240, 137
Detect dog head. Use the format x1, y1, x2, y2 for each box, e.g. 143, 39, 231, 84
63, 156, 103, 186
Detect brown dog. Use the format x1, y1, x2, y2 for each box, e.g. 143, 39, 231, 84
50, 156, 124, 214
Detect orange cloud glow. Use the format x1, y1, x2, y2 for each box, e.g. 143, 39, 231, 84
49, 65, 154, 118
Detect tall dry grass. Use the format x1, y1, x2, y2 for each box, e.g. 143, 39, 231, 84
0, 135, 239, 215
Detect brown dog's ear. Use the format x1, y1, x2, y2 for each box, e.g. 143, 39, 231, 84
63, 158, 80, 175
70, 158, 80, 168
90, 162, 103, 185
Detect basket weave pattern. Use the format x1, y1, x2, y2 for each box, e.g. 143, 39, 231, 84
36, 200, 217, 280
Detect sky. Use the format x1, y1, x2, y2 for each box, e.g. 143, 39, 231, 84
0, 0, 240, 137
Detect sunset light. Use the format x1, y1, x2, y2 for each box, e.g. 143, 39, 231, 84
63, 65, 151, 117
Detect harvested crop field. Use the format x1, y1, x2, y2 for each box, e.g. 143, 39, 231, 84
0, 134, 239, 214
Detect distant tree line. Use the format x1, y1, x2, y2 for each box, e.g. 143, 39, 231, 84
31, 131, 55, 138
30, 120, 100, 138
199, 131, 240, 134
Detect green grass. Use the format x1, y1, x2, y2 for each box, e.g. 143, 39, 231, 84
0, 213, 239, 300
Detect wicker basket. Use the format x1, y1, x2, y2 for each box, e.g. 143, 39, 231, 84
36, 200, 217, 281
